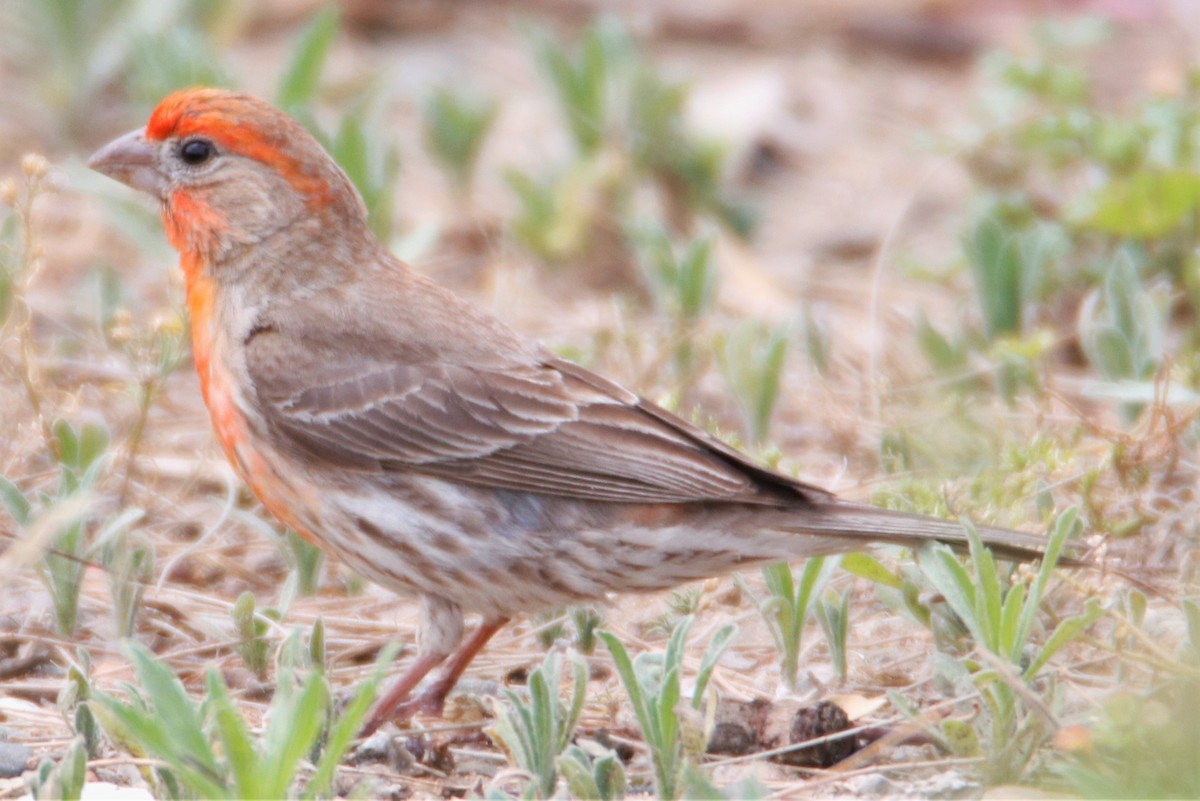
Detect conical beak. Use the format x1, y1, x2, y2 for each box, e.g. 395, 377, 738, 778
88, 129, 167, 199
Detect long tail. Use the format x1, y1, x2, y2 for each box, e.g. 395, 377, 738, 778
810, 499, 1168, 595
794, 499, 1071, 565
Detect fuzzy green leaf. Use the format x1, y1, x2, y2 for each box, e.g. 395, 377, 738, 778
0, 476, 30, 525
841, 552, 903, 589
276, 5, 339, 111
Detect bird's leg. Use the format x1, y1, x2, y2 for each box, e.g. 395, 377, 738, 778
362, 595, 464, 736
382, 616, 510, 721
362, 594, 509, 735
361, 650, 447, 736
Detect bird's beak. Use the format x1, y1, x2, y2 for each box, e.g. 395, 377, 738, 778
88, 129, 167, 200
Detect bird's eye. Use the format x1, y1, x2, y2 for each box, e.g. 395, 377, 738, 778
179, 138, 215, 166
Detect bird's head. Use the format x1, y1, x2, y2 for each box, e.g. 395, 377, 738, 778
89, 88, 368, 263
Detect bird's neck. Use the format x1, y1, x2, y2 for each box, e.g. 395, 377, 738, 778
162, 192, 227, 266
177, 250, 219, 398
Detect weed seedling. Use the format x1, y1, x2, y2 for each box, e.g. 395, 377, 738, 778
740, 557, 837, 690
423, 86, 498, 199
916, 508, 1099, 782
28, 736, 86, 801
90, 637, 392, 799
557, 744, 627, 801
717, 320, 790, 445
600, 617, 735, 799
489, 650, 588, 798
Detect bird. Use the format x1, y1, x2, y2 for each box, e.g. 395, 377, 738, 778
89, 88, 1059, 735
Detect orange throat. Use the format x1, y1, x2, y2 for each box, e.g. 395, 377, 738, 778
163, 188, 228, 266
165, 187, 234, 449
177, 250, 235, 461
175, 248, 322, 548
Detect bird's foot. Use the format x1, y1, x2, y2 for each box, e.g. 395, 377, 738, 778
362, 677, 453, 736
384, 679, 453, 721
360, 618, 510, 737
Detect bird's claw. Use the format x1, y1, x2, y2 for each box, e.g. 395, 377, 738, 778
362, 681, 452, 736
387, 683, 450, 720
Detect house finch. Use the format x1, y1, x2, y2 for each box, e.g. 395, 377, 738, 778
89, 88, 1056, 734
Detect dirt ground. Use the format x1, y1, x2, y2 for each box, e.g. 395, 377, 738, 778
1, 1, 1197, 798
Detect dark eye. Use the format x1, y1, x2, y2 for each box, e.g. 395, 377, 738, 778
179, 138, 215, 166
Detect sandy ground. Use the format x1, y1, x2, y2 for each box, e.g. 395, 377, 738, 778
1, 1, 1196, 797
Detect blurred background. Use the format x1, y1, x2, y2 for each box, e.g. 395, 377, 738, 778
2, 1, 1199, 798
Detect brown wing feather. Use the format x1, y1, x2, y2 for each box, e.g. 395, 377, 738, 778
248, 324, 829, 505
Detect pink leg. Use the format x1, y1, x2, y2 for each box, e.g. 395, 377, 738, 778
363, 618, 509, 735
362, 651, 445, 736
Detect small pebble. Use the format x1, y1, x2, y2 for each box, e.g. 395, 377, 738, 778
0, 741, 32, 779
844, 773, 894, 797
352, 730, 394, 763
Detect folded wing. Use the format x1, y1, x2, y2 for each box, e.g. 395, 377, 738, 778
249, 329, 828, 506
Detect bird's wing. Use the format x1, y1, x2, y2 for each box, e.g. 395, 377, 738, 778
248, 328, 827, 505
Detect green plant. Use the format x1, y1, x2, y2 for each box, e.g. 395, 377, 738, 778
275, 5, 339, 115
599, 617, 736, 799
678, 765, 768, 800
90, 637, 391, 799
284, 530, 324, 596
939, 18, 1200, 413
1078, 250, 1168, 420
1056, 675, 1200, 799
557, 744, 627, 801
639, 233, 717, 325
96, 514, 152, 638
843, 550, 960, 648
231, 590, 272, 679
626, 67, 755, 237
570, 606, 605, 655
916, 312, 972, 382
920, 509, 1089, 672
90, 294, 171, 634
273, 6, 401, 243
916, 508, 1099, 782
842, 505, 1109, 785
510, 18, 752, 276
43, 424, 104, 638
815, 587, 851, 684
14, 0, 233, 141
1185, 598, 1200, 664
489, 650, 587, 798
800, 305, 831, 376
1, 158, 161, 641
533, 609, 569, 651
126, 21, 230, 104
423, 86, 498, 197
644, 586, 705, 639
507, 162, 609, 265
28, 735, 87, 801
899, 15, 1200, 423
534, 605, 605, 653
0, 420, 120, 637
56, 648, 101, 758
717, 320, 790, 444
740, 557, 836, 690
532, 16, 632, 156
635, 230, 719, 383
962, 206, 1062, 341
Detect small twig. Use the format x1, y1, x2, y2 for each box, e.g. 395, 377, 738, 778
118, 375, 157, 505
2, 159, 56, 456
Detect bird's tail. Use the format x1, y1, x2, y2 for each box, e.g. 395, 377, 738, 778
794, 499, 1167, 595
790, 499, 1068, 564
